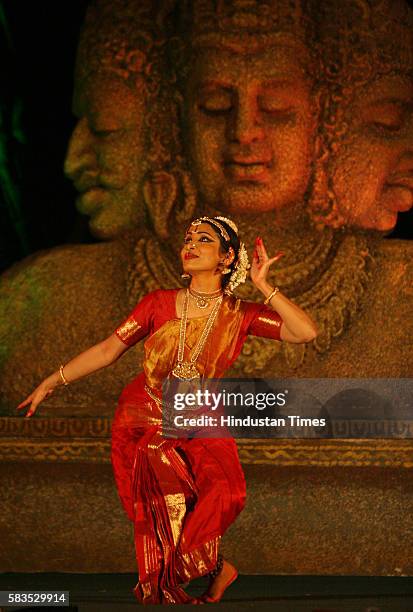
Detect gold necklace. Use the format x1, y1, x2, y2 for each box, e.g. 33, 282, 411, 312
189, 287, 223, 309
170, 288, 223, 380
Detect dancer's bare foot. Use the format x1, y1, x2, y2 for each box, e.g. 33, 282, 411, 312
196, 558, 238, 604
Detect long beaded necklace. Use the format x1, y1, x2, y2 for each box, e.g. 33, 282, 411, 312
170, 288, 223, 380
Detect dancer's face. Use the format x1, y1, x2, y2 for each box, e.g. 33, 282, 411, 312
328, 74, 413, 231
64, 72, 147, 239
180, 222, 233, 276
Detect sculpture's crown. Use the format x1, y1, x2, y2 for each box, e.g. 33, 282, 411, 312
309, 0, 413, 80
75, 0, 168, 83
180, 0, 315, 54
190, 0, 305, 35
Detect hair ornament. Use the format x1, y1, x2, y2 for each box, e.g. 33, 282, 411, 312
224, 241, 250, 295
214, 216, 239, 235
190, 216, 230, 241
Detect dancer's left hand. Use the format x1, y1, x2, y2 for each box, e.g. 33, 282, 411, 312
250, 237, 284, 288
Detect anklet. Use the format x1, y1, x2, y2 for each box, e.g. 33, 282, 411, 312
209, 553, 224, 578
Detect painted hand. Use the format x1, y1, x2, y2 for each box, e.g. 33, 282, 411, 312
250, 237, 284, 287
16, 383, 55, 418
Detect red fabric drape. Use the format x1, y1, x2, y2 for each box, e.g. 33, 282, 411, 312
110, 289, 282, 604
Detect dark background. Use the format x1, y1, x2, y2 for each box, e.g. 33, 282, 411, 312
1, 0, 91, 273
1, 0, 412, 274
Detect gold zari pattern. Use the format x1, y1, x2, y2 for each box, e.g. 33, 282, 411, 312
177, 536, 222, 582
164, 493, 187, 547
116, 317, 142, 342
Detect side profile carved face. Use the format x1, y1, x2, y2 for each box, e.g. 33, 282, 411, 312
307, 0, 413, 232
64, 71, 147, 239
328, 74, 413, 231
184, 42, 317, 215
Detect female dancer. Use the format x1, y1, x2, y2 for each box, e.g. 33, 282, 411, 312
17, 215, 317, 605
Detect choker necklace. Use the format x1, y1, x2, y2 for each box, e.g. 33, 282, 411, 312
189, 287, 223, 309
171, 288, 223, 380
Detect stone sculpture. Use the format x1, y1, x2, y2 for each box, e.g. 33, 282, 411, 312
1, 0, 412, 416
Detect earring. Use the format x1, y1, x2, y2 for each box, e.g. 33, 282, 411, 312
221, 266, 231, 275
181, 272, 191, 279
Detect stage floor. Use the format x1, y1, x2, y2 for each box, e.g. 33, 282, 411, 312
0, 574, 412, 611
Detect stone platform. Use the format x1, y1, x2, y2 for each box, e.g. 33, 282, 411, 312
1, 417, 412, 576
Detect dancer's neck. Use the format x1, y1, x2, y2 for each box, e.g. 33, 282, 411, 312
188, 274, 223, 294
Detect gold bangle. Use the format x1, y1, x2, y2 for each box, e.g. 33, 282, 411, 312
264, 286, 280, 305
59, 364, 69, 386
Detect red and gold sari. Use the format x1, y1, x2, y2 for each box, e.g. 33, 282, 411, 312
111, 288, 282, 604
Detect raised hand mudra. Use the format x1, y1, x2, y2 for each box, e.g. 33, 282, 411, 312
250, 236, 284, 287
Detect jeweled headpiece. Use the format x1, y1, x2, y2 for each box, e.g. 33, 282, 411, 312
215, 215, 238, 235
190, 216, 231, 241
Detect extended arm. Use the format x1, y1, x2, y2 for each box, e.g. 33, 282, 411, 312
45, 333, 130, 388
16, 334, 132, 417
59, 290, 156, 384
17, 290, 156, 417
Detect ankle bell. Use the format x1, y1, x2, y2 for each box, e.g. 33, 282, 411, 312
208, 553, 224, 578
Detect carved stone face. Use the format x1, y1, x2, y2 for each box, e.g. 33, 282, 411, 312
328, 74, 413, 231
64, 71, 146, 239
184, 43, 316, 215
307, 0, 413, 231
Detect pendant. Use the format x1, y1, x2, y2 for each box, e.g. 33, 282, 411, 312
188, 289, 222, 309
170, 362, 201, 380
196, 297, 209, 309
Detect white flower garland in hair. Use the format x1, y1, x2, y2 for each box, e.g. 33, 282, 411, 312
224, 241, 250, 295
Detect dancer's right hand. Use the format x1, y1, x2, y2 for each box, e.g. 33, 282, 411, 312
16, 382, 55, 418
